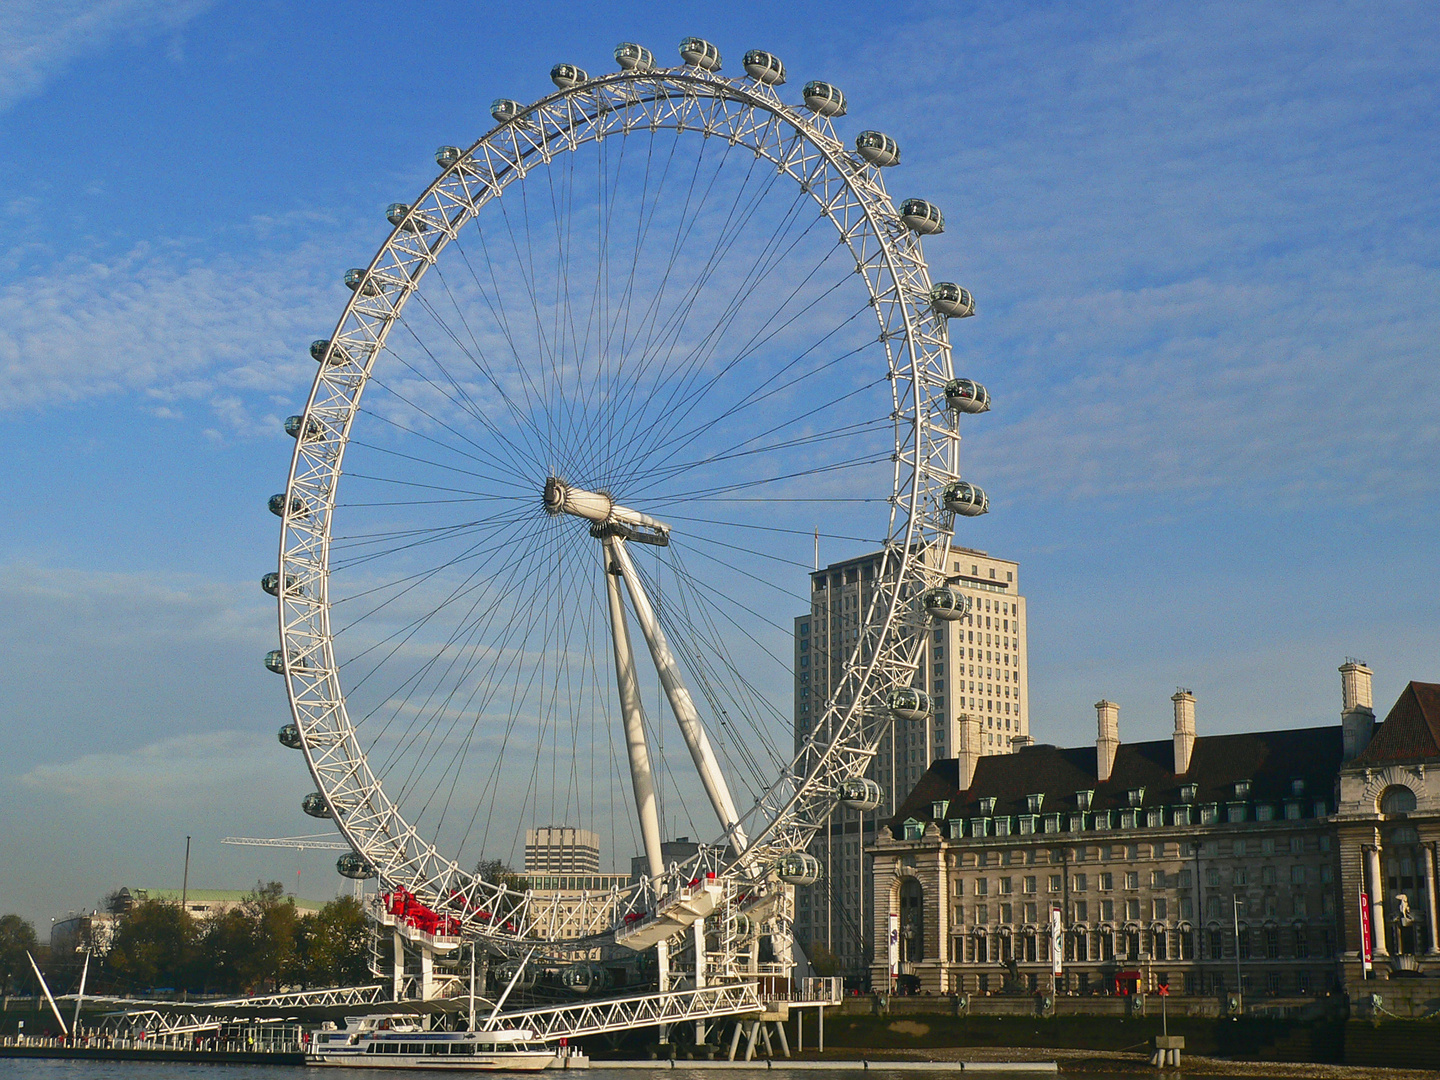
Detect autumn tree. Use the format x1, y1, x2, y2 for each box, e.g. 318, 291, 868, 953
0, 914, 39, 995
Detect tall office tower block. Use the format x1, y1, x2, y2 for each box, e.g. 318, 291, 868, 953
792, 546, 1029, 976
524, 826, 601, 874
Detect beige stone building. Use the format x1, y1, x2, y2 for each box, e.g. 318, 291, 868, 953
793, 545, 1028, 976
869, 663, 1440, 1000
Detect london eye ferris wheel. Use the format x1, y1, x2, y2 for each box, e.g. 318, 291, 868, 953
263, 37, 990, 982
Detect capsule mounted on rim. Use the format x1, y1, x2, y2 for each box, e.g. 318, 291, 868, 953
742, 49, 785, 85
336, 853, 376, 880
930, 282, 975, 319
261, 571, 297, 597
386, 203, 420, 232
310, 339, 350, 365
802, 81, 846, 117
263, 649, 286, 674
278, 723, 302, 749
838, 777, 884, 812
775, 852, 822, 886
887, 686, 931, 721
435, 146, 463, 168
614, 42, 655, 72
923, 586, 973, 622
899, 198, 944, 235
679, 37, 721, 71
491, 98, 525, 124
551, 64, 588, 90
941, 480, 989, 517
856, 130, 899, 167
268, 493, 304, 517
343, 268, 378, 296
302, 791, 333, 819
284, 414, 321, 440
943, 378, 990, 414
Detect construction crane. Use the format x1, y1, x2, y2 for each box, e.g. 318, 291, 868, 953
220, 835, 363, 897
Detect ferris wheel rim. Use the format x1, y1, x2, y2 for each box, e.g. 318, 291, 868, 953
273, 62, 961, 942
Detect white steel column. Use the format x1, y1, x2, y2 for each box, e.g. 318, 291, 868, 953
609, 536, 748, 851
603, 538, 665, 881
393, 929, 405, 999
1422, 841, 1440, 956
1366, 843, 1389, 958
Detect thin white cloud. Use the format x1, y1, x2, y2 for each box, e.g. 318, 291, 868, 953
17, 729, 275, 806
0, 236, 337, 432
0, 0, 212, 114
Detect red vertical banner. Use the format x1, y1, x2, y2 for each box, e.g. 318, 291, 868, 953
1358, 887, 1373, 973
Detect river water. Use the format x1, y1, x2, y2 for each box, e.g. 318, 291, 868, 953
0, 1064, 1290, 1080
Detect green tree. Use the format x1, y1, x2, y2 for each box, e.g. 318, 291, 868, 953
238, 881, 299, 993
196, 908, 252, 994
296, 896, 371, 988
107, 901, 195, 991
0, 914, 39, 995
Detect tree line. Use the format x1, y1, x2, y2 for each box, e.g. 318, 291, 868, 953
1, 884, 372, 998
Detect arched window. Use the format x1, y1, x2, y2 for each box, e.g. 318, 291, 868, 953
899, 878, 925, 962
1380, 785, 1418, 815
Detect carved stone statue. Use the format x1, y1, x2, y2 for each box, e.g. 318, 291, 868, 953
1000, 957, 1026, 994
1394, 893, 1414, 926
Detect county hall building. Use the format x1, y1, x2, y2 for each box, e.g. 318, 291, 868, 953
869, 662, 1440, 999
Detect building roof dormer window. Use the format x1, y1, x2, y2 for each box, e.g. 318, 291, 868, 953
1076, 790, 1094, 811
980, 796, 997, 816
1180, 783, 1198, 803
1026, 793, 1044, 814
1234, 780, 1251, 800
1127, 787, 1145, 807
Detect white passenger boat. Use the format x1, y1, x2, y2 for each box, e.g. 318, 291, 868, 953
307, 1014, 556, 1071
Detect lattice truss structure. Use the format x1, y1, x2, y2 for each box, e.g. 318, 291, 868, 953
271, 43, 984, 993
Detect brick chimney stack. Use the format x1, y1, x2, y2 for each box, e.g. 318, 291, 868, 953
1172, 689, 1196, 775
1095, 699, 1120, 783
1340, 659, 1376, 762
957, 712, 982, 791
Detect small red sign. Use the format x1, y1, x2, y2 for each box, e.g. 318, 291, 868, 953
1157, 984, 1170, 997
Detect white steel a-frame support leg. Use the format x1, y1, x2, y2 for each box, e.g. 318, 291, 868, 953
602, 538, 666, 881
609, 536, 748, 852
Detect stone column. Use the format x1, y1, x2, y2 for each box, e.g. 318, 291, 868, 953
1366, 844, 1389, 959
1423, 841, 1440, 957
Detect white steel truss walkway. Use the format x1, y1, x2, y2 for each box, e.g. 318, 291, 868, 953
490, 982, 764, 1040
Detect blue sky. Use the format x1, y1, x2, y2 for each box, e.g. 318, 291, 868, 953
1, 1, 1436, 929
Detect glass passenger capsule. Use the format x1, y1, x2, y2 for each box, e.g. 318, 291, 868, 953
336, 853, 376, 880
679, 37, 721, 71
551, 63, 588, 90
560, 962, 608, 993
435, 145, 463, 168
941, 480, 989, 517
284, 414, 321, 440
742, 49, 785, 85
278, 723, 302, 749
491, 98, 525, 123
855, 130, 899, 167
497, 960, 537, 988
943, 378, 990, 414
386, 202, 418, 231
343, 268, 378, 296
310, 339, 349, 365
838, 777, 884, 812
899, 198, 945, 235
922, 586, 973, 621
268, 493, 304, 517
261, 571, 297, 596
302, 791, 333, 819
887, 686, 932, 722
930, 282, 976, 319
614, 42, 655, 72
775, 852, 822, 886
263, 649, 285, 674
802, 81, 846, 117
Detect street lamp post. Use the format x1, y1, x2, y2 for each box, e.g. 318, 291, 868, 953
1232, 896, 1244, 1013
